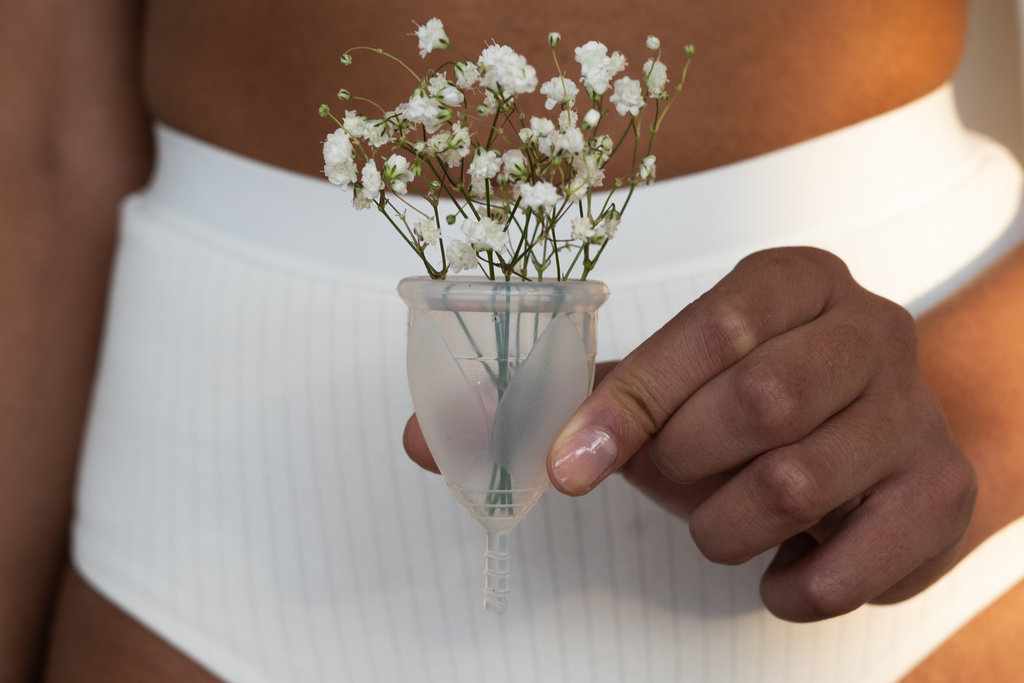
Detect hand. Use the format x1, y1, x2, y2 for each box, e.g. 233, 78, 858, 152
544, 247, 976, 622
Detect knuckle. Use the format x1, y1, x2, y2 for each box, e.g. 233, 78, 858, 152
874, 297, 917, 353
604, 365, 671, 436
734, 363, 807, 442
756, 453, 826, 526
691, 295, 759, 369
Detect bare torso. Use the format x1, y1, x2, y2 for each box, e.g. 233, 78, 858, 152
44, 1, 1024, 681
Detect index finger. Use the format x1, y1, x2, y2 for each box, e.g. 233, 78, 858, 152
546, 248, 850, 495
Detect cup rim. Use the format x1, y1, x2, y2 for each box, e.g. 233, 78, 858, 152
397, 275, 610, 312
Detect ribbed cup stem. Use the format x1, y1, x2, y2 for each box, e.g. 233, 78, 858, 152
483, 530, 511, 614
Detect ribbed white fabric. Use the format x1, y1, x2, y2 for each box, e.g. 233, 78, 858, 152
74, 83, 1024, 683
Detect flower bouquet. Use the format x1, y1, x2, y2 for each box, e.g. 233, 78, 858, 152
321, 19, 691, 613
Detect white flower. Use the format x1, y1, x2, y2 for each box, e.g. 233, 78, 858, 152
436, 85, 463, 107
477, 90, 499, 116
342, 111, 368, 139
643, 59, 669, 98
600, 210, 621, 240
413, 18, 449, 58
548, 32, 561, 47
468, 175, 491, 199
518, 127, 534, 145
540, 76, 579, 110
565, 152, 605, 201
646, 35, 661, 51
384, 154, 416, 194
574, 41, 624, 95
468, 148, 502, 179
360, 159, 382, 197
398, 89, 446, 131
478, 44, 538, 95
324, 160, 358, 189
323, 128, 354, 165
610, 77, 645, 116
366, 119, 394, 148
570, 216, 596, 241
454, 61, 479, 89
501, 149, 529, 180
461, 216, 510, 252
448, 240, 479, 273
582, 109, 601, 129
427, 130, 450, 153
414, 218, 441, 245
553, 127, 585, 157
610, 51, 627, 76
352, 186, 375, 210
639, 155, 656, 183
530, 117, 556, 138
438, 123, 472, 166
558, 109, 578, 132
519, 181, 560, 211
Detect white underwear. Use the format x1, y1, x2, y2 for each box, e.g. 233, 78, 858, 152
74, 83, 1024, 683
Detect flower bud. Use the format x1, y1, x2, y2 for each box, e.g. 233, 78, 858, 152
411, 161, 423, 176
413, 141, 428, 154
476, 104, 489, 115
428, 180, 441, 191
318, 104, 330, 117
340, 54, 353, 66
337, 89, 351, 101
436, 107, 453, 124
446, 214, 457, 225
685, 44, 695, 56
646, 35, 661, 51
582, 109, 601, 130
548, 32, 561, 48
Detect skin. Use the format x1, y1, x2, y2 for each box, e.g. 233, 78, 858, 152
0, 0, 1019, 680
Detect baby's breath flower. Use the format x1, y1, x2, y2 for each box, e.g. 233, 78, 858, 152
553, 127, 585, 158
361, 159, 383, 197
325, 160, 358, 189
600, 209, 621, 240
582, 109, 601, 130
468, 175, 491, 199
438, 123, 471, 166
548, 32, 561, 48
518, 127, 535, 145
477, 90, 499, 116
639, 155, 656, 183
365, 119, 394, 148
530, 117, 556, 137
570, 216, 596, 241
384, 154, 415, 194
565, 152, 604, 201
610, 76, 645, 116
448, 239, 479, 273
337, 89, 351, 101
557, 109, 579, 132
413, 18, 449, 58
478, 44, 538, 96
414, 218, 441, 246
610, 51, 627, 76
352, 186, 375, 210
574, 41, 614, 95
540, 76, 579, 110
323, 128, 354, 165
519, 181, 560, 211
454, 61, 479, 89
413, 140, 428, 154
398, 88, 444, 130
501, 149, 529, 180
436, 85, 464, 107
461, 216, 510, 252
468, 148, 502, 179
646, 35, 661, 51
427, 74, 449, 96
643, 59, 669, 98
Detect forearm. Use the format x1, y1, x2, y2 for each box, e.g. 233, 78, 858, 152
0, 1, 151, 680
917, 242, 1024, 559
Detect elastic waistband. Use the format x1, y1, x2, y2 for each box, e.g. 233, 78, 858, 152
139, 84, 1006, 284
